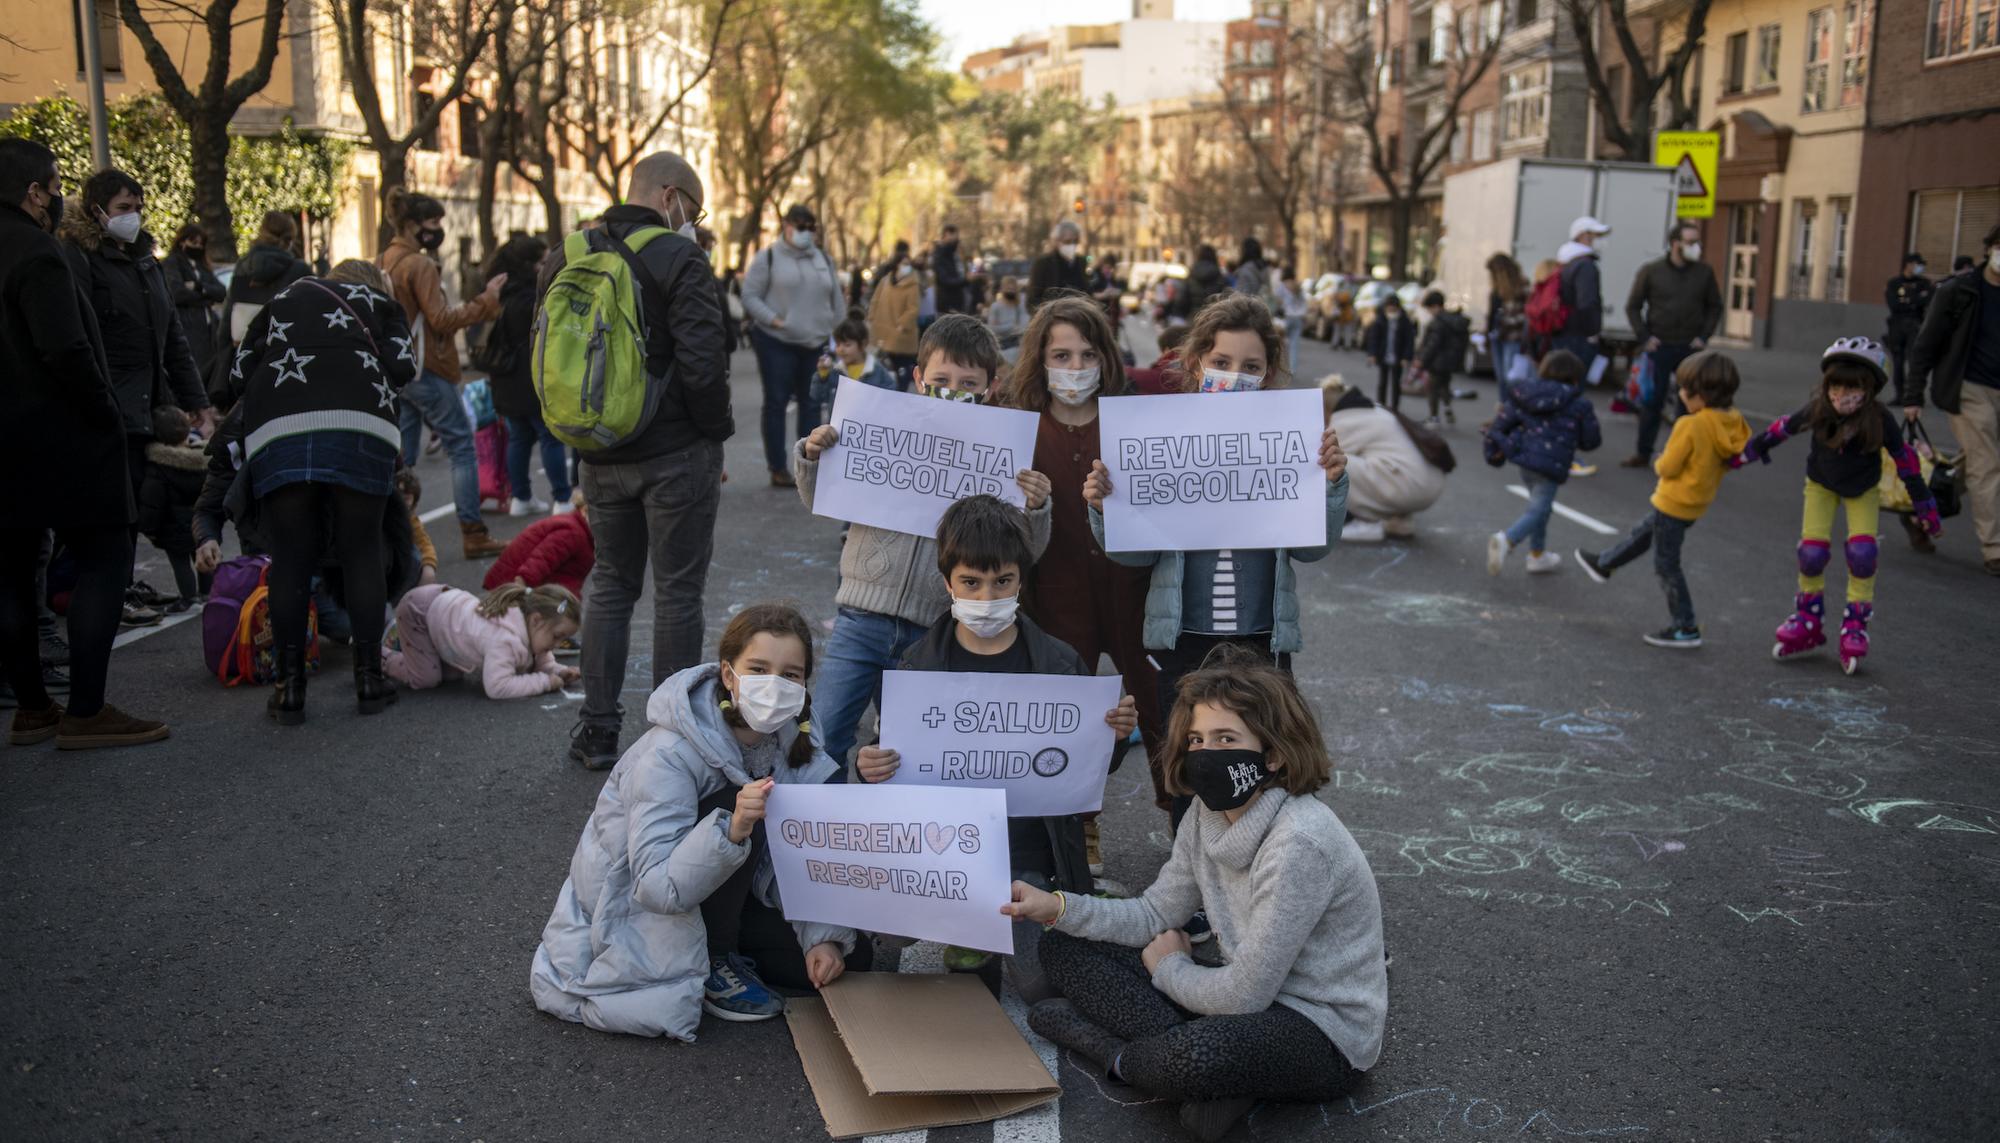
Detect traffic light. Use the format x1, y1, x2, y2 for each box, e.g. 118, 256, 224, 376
1073, 197, 1087, 215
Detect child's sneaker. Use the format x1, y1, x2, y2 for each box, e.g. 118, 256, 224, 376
1570, 461, 1598, 477
1486, 532, 1509, 576
1643, 625, 1703, 649
702, 953, 784, 1022
1573, 548, 1611, 583
1184, 910, 1214, 944
509, 496, 551, 516
1341, 518, 1387, 543
1525, 551, 1562, 574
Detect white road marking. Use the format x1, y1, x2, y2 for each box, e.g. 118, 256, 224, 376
110, 609, 200, 648
997, 985, 1063, 1143
419, 502, 455, 523
1504, 484, 1619, 535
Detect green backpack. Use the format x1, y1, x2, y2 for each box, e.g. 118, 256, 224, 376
533, 226, 670, 451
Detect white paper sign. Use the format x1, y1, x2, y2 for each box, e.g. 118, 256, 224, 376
1098, 390, 1326, 553
766, 782, 1015, 956
878, 671, 1124, 817
810, 378, 1041, 538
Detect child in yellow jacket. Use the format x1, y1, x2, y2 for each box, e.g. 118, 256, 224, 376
1574, 352, 1750, 648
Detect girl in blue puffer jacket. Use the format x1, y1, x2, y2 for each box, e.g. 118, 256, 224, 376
1482, 349, 1602, 575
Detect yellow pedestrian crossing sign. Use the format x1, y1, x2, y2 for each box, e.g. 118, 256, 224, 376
1655, 131, 1719, 219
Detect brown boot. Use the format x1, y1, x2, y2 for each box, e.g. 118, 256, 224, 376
10, 700, 64, 746
55, 703, 169, 750
461, 521, 506, 559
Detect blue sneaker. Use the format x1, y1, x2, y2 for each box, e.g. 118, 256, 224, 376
703, 953, 785, 1022
1185, 910, 1213, 945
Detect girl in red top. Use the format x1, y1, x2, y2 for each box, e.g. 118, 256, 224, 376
484, 494, 595, 595
1004, 295, 1165, 812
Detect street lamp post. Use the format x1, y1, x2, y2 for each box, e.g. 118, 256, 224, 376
75, 0, 113, 171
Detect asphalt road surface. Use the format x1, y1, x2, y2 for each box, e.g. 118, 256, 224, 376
5, 326, 1997, 1142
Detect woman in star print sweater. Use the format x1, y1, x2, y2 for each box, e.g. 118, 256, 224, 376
223, 258, 418, 725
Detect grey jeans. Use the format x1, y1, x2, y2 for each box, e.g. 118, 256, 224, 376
578, 439, 725, 731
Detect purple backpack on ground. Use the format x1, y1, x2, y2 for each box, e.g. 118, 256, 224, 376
202, 556, 271, 677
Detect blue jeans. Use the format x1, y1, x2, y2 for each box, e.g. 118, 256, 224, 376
1284, 316, 1303, 376
1599, 509, 1697, 629
505, 409, 572, 505
748, 326, 823, 475
1553, 335, 1597, 382
1503, 469, 1560, 552
397, 370, 482, 526
813, 606, 931, 768
1491, 338, 1523, 384
1636, 341, 1697, 458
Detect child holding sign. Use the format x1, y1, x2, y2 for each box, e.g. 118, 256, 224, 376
1003, 648, 1386, 1142
856, 495, 1137, 964
530, 604, 870, 1039
1084, 294, 1348, 831
1005, 295, 1166, 816
794, 315, 1056, 769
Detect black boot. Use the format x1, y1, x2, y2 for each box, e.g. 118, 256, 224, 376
354, 641, 398, 715
267, 646, 307, 726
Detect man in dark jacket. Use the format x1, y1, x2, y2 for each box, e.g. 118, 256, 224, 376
1884, 252, 1935, 399
536, 150, 735, 769
1903, 224, 2000, 575
931, 223, 966, 314
1623, 221, 1723, 465
59, 169, 215, 617
162, 222, 225, 380
1027, 221, 1088, 310
0, 139, 168, 749
1415, 290, 1471, 426
1555, 215, 1610, 371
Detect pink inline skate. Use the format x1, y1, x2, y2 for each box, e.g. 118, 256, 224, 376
1772, 591, 1827, 661
1839, 602, 1872, 675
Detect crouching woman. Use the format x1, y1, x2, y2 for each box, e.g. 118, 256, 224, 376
530, 603, 871, 1039
1003, 647, 1386, 1141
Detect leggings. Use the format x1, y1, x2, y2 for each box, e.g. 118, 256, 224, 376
693, 784, 874, 987
1039, 930, 1358, 1103
1798, 480, 1879, 604
0, 526, 129, 718
259, 482, 388, 657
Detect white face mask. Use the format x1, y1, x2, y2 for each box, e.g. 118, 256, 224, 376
1681, 242, 1702, 262
1912, 264, 1926, 276
951, 593, 1019, 640
1198, 368, 1262, 393
729, 671, 808, 734
1047, 366, 1100, 405
1989, 249, 2000, 274
789, 228, 816, 252
896, 263, 913, 280
1059, 243, 1079, 259
104, 211, 143, 244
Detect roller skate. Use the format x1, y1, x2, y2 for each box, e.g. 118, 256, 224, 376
1838, 602, 1872, 675
1771, 592, 1827, 661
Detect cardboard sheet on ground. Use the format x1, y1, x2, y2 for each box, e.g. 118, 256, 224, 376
766, 782, 1013, 955
1098, 389, 1326, 552
878, 670, 1123, 816
811, 377, 1040, 537
787, 974, 1058, 1139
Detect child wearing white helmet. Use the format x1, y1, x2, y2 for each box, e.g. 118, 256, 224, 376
1732, 336, 1942, 673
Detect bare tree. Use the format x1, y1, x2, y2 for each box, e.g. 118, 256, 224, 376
115, 0, 289, 259
1332, 5, 1499, 279
327, 0, 499, 249
1561, 0, 1713, 161
1217, 23, 1338, 269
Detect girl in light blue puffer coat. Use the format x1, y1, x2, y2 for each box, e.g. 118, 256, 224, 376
530, 604, 869, 1039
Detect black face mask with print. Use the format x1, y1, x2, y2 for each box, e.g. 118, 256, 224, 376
1183, 748, 1272, 812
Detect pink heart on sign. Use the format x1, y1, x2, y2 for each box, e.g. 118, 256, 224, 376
925, 822, 957, 854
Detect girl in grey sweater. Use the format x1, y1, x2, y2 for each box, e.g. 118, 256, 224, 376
1003, 649, 1386, 1141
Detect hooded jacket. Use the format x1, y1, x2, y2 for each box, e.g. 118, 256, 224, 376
1651, 406, 1750, 521
162, 247, 224, 373
1484, 377, 1603, 482
59, 214, 210, 434
484, 512, 595, 595
1556, 243, 1602, 340
0, 200, 127, 530
530, 663, 855, 1040
137, 439, 207, 555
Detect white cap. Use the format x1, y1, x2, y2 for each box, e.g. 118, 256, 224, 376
1569, 216, 1612, 239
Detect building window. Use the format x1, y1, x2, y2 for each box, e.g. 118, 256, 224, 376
1840, 1, 1871, 105
1251, 40, 1276, 67
1517, 0, 1539, 26
1910, 186, 2000, 268
70, 0, 124, 75
1388, 132, 1400, 169
1803, 9, 1833, 112
1232, 40, 1247, 65
1928, 0, 2000, 62
1471, 107, 1495, 161
1755, 23, 1782, 89
1433, 3, 1456, 65
1791, 199, 1818, 298
1479, 0, 1502, 47
1248, 77, 1273, 104
458, 103, 481, 159
1723, 31, 1748, 95
412, 90, 440, 151
1413, 8, 1436, 69
1827, 197, 1851, 302
1501, 62, 1550, 142
1451, 114, 1468, 163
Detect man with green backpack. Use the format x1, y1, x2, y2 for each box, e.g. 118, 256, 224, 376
533, 151, 734, 771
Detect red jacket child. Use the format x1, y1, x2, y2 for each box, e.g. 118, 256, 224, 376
484, 513, 595, 595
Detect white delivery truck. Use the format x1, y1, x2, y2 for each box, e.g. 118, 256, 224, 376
1439, 157, 1678, 373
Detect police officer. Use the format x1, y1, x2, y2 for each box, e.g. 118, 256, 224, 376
1884, 252, 1934, 396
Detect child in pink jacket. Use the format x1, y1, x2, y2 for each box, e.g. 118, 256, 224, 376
384, 582, 581, 698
